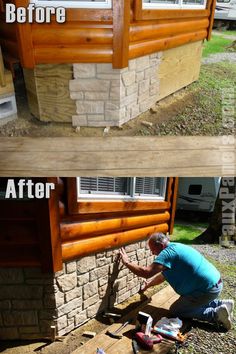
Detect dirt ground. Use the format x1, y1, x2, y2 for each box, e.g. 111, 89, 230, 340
0, 62, 235, 137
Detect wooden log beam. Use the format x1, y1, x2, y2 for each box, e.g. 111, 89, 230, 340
61, 211, 170, 241
207, 0, 216, 40
130, 19, 209, 42
14, 0, 35, 68
34, 45, 112, 64
32, 26, 113, 46
129, 30, 207, 59
0, 46, 6, 87
62, 223, 169, 261
112, 0, 130, 68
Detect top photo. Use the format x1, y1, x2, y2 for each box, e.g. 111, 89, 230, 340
0, 0, 235, 138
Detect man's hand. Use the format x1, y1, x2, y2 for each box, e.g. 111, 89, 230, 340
140, 280, 150, 292
119, 247, 129, 266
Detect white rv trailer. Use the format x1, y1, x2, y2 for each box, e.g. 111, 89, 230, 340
177, 177, 221, 213
214, 0, 236, 27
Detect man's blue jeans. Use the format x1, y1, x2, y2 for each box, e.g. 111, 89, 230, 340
169, 282, 223, 323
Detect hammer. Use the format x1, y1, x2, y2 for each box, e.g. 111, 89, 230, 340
106, 321, 130, 339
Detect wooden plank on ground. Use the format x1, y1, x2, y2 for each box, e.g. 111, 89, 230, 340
72, 286, 179, 354
0, 137, 234, 176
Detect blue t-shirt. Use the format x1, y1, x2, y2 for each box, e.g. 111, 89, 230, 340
154, 242, 220, 296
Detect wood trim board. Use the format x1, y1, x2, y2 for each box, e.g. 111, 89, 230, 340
0, 137, 235, 176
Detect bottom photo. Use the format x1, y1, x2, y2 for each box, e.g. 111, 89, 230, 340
0, 177, 235, 354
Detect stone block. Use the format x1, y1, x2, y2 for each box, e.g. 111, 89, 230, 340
104, 110, 119, 122
96, 63, 116, 74
87, 301, 102, 318
83, 281, 98, 300
0, 269, 24, 284
136, 72, 145, 82
75, 310, 87, 325
65, 287, 82, 302
122, 71, 136, 87
85, 92, 109, 100
0, 328, 19, 340
67, 307, 82, 319
12, 300, 43, 310
78, 272, 90, 286
126, 84, 138, 96
110, 86, 121, 100
125, 244, 139, 252
121, 92, 137, 107
66, 261, 77, 274
57, 273, 77, 292
89, 265, 109, 281
55, 291, 65, 307
150, 84, 158, 96
145, 66, 157, 80
118, 291, 130, 304
70, 79, 109, 92
57, 298, 82, 317
139, 79, 150, 95
87, 120, 113, 127
137, 249, 145, 261
98, 276, 109, 287
97, 73, 121, 80
70, 92, 84, 100
96, 257, 111, 267
130, 105, 140, 119
83, 294, 99, 309
76, 101, 104, 114
72, 115, 87, 127
3, 311, 38, 326
0, 94, 17, 120
73, 64, 96, 78
105, 101, 120, 111
98, 284, 107, 298
129, 59, 136, 71
87, 114, 105, 122
136, 56, 150, 72
56, 315, 67, 331
0, 286, 43, 300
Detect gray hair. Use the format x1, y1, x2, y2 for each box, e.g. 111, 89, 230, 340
149, 232, 169, 246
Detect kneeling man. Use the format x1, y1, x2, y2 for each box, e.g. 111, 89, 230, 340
119, 233, 234, 330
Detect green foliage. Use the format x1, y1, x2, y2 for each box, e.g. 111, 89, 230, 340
171, 223, 207, 244
203, 36, 233, 57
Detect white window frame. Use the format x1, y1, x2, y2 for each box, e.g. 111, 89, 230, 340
31, 0, 112, 9
77, 177, 167, 201
142, 0, 207, 10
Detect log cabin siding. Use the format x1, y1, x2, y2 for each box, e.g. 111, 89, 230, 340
0, 177, 177, 272
0, 0, 215, 69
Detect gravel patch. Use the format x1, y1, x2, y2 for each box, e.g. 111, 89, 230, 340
193, 244, 236, 265
202, 53, 236, 64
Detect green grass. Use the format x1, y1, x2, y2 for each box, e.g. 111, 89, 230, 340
203, 35, 233, 57
171, 223, 207, 244
219, 30, 236, 37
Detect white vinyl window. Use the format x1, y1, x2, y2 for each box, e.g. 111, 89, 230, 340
143, 0, 206, 9
77, 177, 167, 200
32, 0, 112, 9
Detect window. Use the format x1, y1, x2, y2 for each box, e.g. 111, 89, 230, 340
142, 0, 206, 9
32, 0, 112, 9
188, 184, 202, 195
77, 177, 167, 200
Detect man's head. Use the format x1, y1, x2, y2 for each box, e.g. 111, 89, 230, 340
148, 232, 169, 255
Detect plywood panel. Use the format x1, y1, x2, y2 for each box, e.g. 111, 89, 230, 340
158, 41, 203, 101
0, 137, 234, 176
24, 64, 76, 122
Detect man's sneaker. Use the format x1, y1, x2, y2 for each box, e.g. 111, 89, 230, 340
221, 299, 234, 321
215, 304, 232, 330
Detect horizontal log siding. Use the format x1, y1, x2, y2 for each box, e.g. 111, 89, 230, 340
32, 22, 113, 64
1, 1, 213, 68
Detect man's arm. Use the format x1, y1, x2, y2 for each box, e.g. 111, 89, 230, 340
141, 272, 165, 292
119, 247, 165, 279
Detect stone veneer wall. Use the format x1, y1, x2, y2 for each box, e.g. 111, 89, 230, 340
0, 241, 154, 340
70, 53, 161, 127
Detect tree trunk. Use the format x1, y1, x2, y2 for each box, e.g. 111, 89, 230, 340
195, 177, 236, 244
